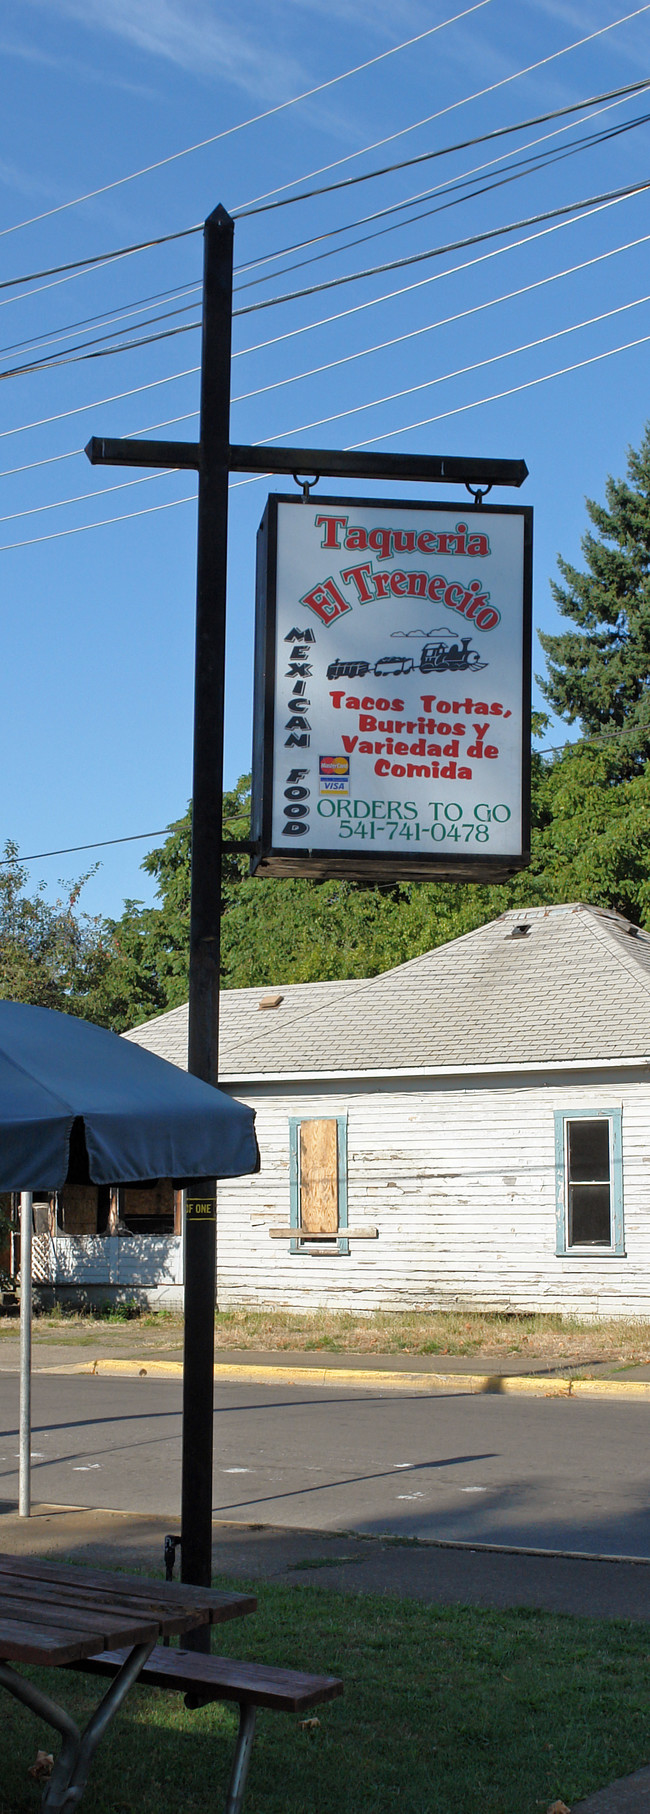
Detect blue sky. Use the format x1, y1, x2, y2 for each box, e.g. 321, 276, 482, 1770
1, 0, 650, 918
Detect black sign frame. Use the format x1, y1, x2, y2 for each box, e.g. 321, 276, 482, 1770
251, 492, 533, 883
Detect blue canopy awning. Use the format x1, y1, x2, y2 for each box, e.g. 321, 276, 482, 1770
0, 1001, 258, 1189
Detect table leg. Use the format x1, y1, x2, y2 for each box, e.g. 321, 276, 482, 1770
0, 1639, 156, 1813
223, 1703, 257, 1814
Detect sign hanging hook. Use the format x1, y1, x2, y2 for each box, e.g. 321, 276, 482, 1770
465, 482, 492, 508
293, 471, 320, 503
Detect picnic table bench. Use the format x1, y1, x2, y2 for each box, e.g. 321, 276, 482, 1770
81, 1642, 344, 1814
0, 1553, 343, 1814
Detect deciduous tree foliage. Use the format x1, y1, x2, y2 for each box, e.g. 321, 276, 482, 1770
0, 845, 110, 1016
4, 430, 650, 1026
2, 755, 648, 1030
94, 744, 650, 1013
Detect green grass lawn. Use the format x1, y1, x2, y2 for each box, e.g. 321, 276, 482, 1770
2, 1578, 650, 1813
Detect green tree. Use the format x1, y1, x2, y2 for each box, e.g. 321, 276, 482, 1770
0, 843, 114, 1016
108, 728, 650, 1005
539, 424, 650, 762
507, 737, 650, 926
104, 774, 536, 996
92, 777, 253, 1027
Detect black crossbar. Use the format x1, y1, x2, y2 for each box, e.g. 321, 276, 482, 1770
229, 443, 528, 486
85, 437, 200, 469
85, 435, 528, 488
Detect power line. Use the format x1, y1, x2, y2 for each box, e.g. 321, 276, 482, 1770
540, 724, 650, 756
4, 74, 650, 308
2, 92, 637, 371
4, 325, 650, 553
2, 139, 614, 380
3, 830, 176, 863
0, 95, 628, 393
4, 173, 650, 391
233, 107, 650, 300
7, 282, 650, 527
1, 813, 253, 865
0, 226, 202, 298
237, 77, 650, 222
234, 8, 650, 214
0, 3, 493, 242
0, 467, 178, 527
3, 177, 646, 453
351, 323, 650, 449
0, 447, 85, 479
228, 228, 650, 406
232, 176, 650, 319
2, 320, 200, 382
233, 187, 650, 360
234, 107, 650, 301
0, 279, 201, 356
0, 102, 590, 356
0, 181, 642, 452
0, 254, 194, 322
249, 286, 650, 446
16, 91, 607, 351
0, 367, 201, 443
0, 300, 202, 381
6, 89, 630, 355
4, 222, 648, 477
0, 411, 200, 479
0, 179, 640, 467
0, 289, 201, 364
0, 492, 196, 552
233, 91, 650, 287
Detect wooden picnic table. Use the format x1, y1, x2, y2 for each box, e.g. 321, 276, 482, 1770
0, 1552, 257, 1813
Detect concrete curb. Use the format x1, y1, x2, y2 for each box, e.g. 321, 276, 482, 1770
28, 1357, 650, 1400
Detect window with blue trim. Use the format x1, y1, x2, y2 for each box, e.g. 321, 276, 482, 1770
554, 1110, 624, 1256
288, 1117, 349, 1255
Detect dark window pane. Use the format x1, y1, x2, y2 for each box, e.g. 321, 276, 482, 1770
569, 1184, 611, 1246
567, 1119, 610, 1183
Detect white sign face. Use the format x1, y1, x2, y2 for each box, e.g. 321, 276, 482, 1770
251, 495, 531, 880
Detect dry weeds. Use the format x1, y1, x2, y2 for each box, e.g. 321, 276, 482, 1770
207, 1306, 650, 1366
9, 1303, 650, 1367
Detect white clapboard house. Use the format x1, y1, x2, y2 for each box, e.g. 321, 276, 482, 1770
32, 903, 650, 1318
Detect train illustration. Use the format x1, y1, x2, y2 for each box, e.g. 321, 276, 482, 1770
327, 636, 487, 682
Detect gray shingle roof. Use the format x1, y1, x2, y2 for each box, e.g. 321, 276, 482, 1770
123, 904, 650, 1078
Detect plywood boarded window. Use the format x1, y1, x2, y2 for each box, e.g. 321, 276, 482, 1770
121, 1180, 176, 1234
57, 1186, 102, 1236
299, 1120, 339, 1237
289, 1116, 349, 1253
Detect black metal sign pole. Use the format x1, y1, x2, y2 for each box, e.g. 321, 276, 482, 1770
89, 207, 232, 1616
180, 204, 233, 1610
85, 196, 527, 1613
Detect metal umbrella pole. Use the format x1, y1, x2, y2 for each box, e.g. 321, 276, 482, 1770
19, 1190, 32, 1517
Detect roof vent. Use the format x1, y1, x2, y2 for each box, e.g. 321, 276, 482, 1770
258, 992, 284, 1010
627, 925, 639, 939
508, 923, 531, 940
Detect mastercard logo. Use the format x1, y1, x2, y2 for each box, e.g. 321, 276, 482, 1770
320, 756, 350, 775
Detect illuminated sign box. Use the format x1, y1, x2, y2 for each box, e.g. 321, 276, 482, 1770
251, 494, 532, 881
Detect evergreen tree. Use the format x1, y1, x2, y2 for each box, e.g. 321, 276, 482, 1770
539, 424, 650, 761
